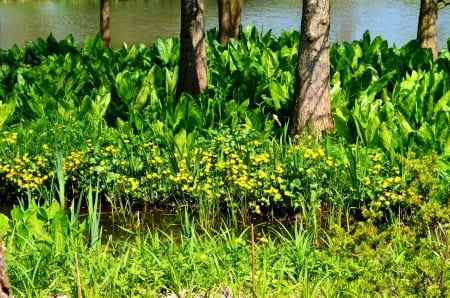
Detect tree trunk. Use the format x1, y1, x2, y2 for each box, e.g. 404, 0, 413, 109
218, 0, 231, 44
177, 0, 208, 98
0, 239, 12, 298
100, 0, 111, 46
290, 0, 334, 138
230, 0, 243, 40
418, 0, 438, 60
218, 0, 242, 44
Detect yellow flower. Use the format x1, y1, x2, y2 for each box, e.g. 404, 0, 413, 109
258, 169, 267, 179
303, 148, 311, 158
234, 237, 244, 244
259, 237, 269, 243
317, 148, 325, 157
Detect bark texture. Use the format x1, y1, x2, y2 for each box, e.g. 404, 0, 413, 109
100, 0, 111, 46
218, 0, 231, 44
418, 0, 438, 60
0, 238, 12, 298
177, 0, 208, 98
290, 0, 334, 137
230, 0, 242, 40
218, 0, 242, 44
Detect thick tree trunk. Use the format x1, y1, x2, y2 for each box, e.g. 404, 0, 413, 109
230, 0, 242, 40
100, 0, 111, 46
177, 0, 208, 98
218, 0, 231, 44
290, 0, 334, 138
418, 0, 438, 60
0, 239, 12, 298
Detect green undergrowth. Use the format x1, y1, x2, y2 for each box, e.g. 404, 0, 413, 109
1, 27, 449, 160
2, 200, 450, 297
0, 117, 449, 296
1, 117, 448, 223
0, 27, 450, 296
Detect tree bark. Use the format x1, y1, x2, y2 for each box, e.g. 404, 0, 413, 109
218, 0, 231, 44
0, 238, 12, 298
100, 0, 111, 46
418, 0, 438, 60
218, 0, 242, 44
177, 0, 208, 98
230, 0, 243, 40
290, 0, 334, 138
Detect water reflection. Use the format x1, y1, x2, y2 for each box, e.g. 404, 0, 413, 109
0, 1, 449, 49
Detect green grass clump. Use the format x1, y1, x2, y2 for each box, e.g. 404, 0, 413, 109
4, 201, 450, 297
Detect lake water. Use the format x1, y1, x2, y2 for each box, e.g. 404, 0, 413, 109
0, 0, 449, 50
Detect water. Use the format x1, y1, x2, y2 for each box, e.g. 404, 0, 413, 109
0, 0, 449, 50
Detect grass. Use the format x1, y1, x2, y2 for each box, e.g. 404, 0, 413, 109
0, 116, 449, 296
4, 208, 450, 297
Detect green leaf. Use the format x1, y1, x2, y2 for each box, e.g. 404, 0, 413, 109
261, 49, 279, 77
379, 122, 394, 157
365, 106, 381, 146
367, 70, 396, 98
155, 37, 171, 65
267, 79, 288, 110
0, 101, 15, 130
51, 209, 70, 254
174, 128, 187, 154
417, 122, 434, 144
0, 214, 9, 237
134, 85, 150, 111
165, 67, 178, 96
333, 106, 354, 140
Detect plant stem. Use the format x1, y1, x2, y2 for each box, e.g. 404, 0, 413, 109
75, 252, 82, 298
251, 223, 256, 298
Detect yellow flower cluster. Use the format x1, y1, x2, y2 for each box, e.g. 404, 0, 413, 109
170, 158, 195, 193
0, 153, 51, 190
115, 174, 140, 194
64, 151, 85, 178
1, 132, 18, 145
303, 147, 325, 159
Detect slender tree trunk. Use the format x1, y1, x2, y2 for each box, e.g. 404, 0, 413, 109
218, 0, 242, 44
230, 0, 242, 40
218, 0, 231, 44
0, 239, 12, 298
100, 0, 111, 46
177, 0, 208, 98
290, 0, 334, 138
418, 0, 438, 60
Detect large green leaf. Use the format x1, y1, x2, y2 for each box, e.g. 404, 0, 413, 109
0, 214, 9, 237
0, 101, 15, 129
155, 37, 173, 65
379, 122, 394, 158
